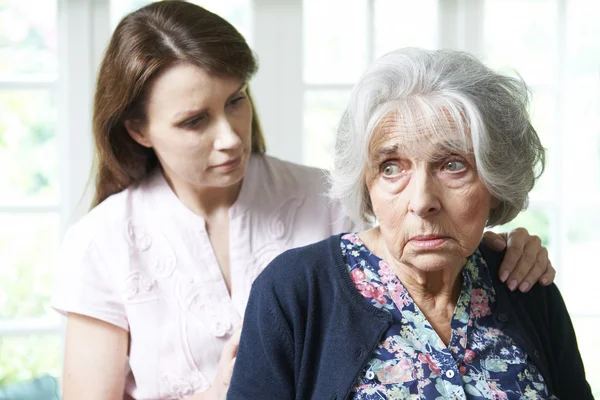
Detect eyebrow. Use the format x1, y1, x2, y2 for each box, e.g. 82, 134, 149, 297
173, 82, 248, 121
371, 139, 470, 162
373, 144, 401, 161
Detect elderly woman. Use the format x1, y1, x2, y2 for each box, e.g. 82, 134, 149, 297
227, 49, 593, 399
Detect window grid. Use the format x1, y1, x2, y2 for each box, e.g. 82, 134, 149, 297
1, 0, 597, 391
302, 0, 599, 320
0, 0, 108, 364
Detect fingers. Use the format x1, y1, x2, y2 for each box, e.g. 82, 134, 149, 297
497, 228, 529, 284
482, 231, 507, 251
504, 233, 543, 292
223, 356, 237, 386
221, 326, 242, 362
538, 260, 556, 286
211, 328, 242, 399
514, 249, 549, 292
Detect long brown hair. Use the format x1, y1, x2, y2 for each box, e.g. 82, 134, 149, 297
90, 0, 265, 208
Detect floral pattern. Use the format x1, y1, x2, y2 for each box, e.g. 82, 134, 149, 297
341, 233, 557, 400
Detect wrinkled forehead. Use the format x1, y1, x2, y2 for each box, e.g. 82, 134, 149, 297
368, 103, 473, 162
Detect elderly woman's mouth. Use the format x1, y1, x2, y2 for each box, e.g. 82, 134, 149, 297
408, 235, 450, 250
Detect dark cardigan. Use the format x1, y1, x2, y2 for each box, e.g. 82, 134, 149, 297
228, 234, 593, 399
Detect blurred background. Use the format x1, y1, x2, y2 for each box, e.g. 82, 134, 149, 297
0, 0, 598, 397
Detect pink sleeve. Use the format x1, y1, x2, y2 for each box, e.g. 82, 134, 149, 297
51, 225, 129, 331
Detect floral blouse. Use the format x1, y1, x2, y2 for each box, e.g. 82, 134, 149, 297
341, 233, 556, 400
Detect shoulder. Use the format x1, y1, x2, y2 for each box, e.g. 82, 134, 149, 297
479, 242, 563, 315
62, 182, 151, 253
253, 234, 342, 293
250, 154, 329, 194
246, 154, 355, 235
477, 243, 504, 284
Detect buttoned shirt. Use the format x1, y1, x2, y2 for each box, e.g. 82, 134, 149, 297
52, 154, 354, 400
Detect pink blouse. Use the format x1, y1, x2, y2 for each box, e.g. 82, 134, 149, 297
52, 154, 355, 399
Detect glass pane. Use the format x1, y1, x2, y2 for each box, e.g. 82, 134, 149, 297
562, 0, 600, 201
562, 84, 600, 199
529, 86, 556, 198
374, 0, 437, 57
571, 316, 600, 396
562, 210, 600, 315
110, 0, 252, 44
0, 213, 60, 320
303, 90, 350, 170
566, 0, 600, 79
530, 86, 556, 152
0, 90, 59, 206
491, 207, 551, 248
0, 334, 61, 386
0, 0, 57, 79
483, 0, 557, 86
304, 0, 368, 84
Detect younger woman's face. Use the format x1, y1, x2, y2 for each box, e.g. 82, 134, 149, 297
127, 62, 253, 190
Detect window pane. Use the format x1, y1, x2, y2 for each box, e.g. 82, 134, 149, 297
562, 85, 600, 199
0, 213, 60, 320
562, 210, 600, 315
562, 1, 600, 200
110, 0, 252, 44
492, 207, 551, 248
483, 0, 557, 86
571, 316, 600, 396
566, 0, 600, 79
528, 86, 556, 198
304, 0, 368, 84
0, 0, 57, 79
374, 0, 437, 57
0, 91, 59, 205
0, 334, 61, 386
303, 90, 350, 170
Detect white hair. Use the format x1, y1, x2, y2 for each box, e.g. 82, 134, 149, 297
329, 48, 545, 226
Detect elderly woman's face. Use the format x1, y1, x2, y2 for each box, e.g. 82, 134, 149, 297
366, 117, 498, 272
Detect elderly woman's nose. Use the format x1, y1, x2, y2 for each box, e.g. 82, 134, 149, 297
213, 117, 242, 150
407, 170, 441, 217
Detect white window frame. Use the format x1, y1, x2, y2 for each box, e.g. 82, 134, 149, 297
2, 0, 596, 389
0, 0, 108, 343
297, 0, 578, 294
259, 0, 593, 320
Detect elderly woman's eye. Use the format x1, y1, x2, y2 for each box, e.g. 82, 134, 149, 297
382, 163, 401, 176
443, 160, 466, 172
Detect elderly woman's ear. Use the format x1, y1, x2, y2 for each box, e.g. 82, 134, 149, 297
481, 229, 555, 292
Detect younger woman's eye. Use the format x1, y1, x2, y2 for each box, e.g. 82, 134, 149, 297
443, 160, 466, 172
183, 115, 207, 128
228, 95, 246, 107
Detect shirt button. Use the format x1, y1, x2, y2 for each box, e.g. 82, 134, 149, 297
212, 320, 233, 337
445, 370, 455, 379
498, 313, 509, 323
365, 370, 375, 380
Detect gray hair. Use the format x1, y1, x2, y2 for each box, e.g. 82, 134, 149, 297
329, 48, 545, 227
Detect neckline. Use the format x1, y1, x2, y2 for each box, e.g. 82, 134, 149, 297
330, 234, 393, 321
145, 154, 258, 225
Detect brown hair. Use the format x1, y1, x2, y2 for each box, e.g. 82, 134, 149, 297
90, 0, 265, 208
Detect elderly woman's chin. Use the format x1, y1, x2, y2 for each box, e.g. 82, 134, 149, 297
400, 241, 476, 273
